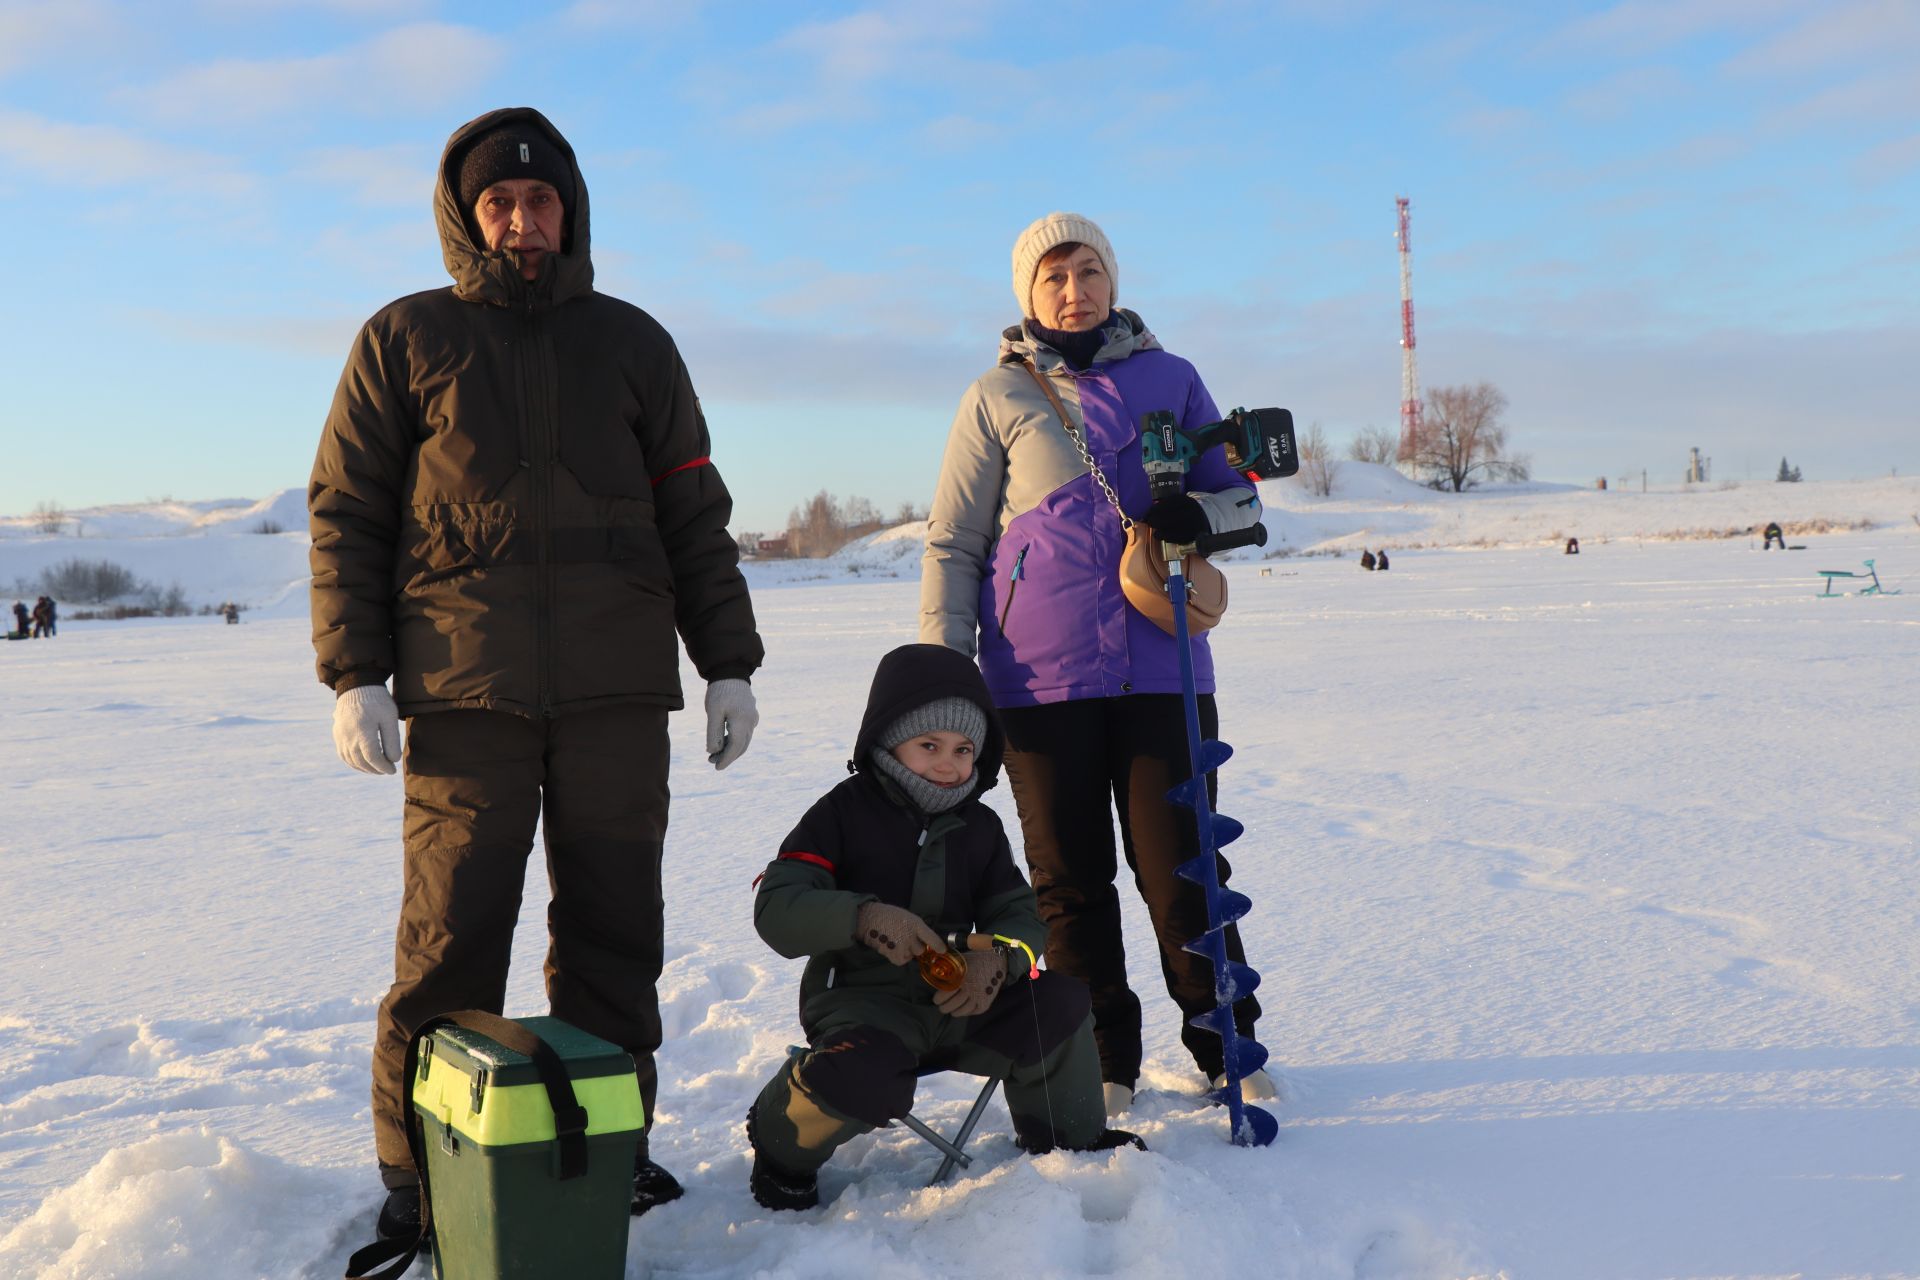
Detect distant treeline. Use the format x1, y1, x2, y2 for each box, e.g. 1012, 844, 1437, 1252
11, 558, 194, 616
737, 491, 928, 559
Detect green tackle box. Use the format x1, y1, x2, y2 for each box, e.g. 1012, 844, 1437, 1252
412, 1016, 643, 1280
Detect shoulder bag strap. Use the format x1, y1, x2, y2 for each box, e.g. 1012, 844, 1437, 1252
1022, 360, 1133, 531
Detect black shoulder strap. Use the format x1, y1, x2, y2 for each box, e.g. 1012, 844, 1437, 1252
343, 1011, 593, 1279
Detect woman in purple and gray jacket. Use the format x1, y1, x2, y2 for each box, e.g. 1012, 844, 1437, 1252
919, 212, 1275, 1115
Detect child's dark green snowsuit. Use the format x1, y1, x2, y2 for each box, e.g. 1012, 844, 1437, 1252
749, 644, 1104, 1175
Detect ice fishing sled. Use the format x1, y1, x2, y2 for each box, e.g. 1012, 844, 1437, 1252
1816, 560, 1898, 597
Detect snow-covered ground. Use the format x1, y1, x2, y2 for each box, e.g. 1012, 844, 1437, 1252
2, 495, 1918, 1279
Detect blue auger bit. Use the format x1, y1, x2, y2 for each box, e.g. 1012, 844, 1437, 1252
1164, 545, 1279, 1149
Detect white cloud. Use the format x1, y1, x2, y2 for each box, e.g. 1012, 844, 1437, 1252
773, 5, 989, 84
0, 108, 253, 192
1724, 0, 1920, 77
292, 144, 437, 207
122, 306, 369, 357
1543, 0, 1802, 57
118, 22, 505, 123
1768, 67, 1920, 128
920, 114, 997, 151
560, 0, 703, 29
195, 0, 436, 14
1446, 104, 1536, 139
1854, 133, 1920, 185
1561, 64, 1692, 120
0, 0, 115, 77
698, 1, 1021, 135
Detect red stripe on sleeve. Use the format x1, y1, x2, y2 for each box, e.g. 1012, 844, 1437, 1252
651, 456, 711, 487
778, 851, 836, 875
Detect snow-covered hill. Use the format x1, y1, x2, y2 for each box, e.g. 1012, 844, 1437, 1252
3, 476, 1917, 613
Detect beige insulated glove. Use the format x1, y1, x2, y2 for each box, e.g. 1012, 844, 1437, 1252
933, 951, 1007, 1017
333, 685, 401, 775
704, 678, 758, 770
853, 903, 943, 966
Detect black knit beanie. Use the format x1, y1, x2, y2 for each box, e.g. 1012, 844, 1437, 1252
455, 125, 574, 214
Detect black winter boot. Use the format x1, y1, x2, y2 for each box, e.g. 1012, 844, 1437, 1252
376, 1184, 422, 1239
746, 1105, 820, 1211
1079, 1127, 1148, 1153
1015, 1126, 1148, 1156
631, 1148, 685, 1215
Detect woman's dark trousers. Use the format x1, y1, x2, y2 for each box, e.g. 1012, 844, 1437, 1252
999, 693, 1261, 1088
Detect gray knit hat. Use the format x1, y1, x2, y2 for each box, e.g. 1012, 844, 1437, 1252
880, 696, 987, 753
1011, 211, 1118, 316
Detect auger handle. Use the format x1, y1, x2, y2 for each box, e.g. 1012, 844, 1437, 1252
1193, 523, 1268, 558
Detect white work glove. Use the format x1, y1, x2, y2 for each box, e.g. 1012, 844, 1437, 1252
704, 678, 758, 770
333, 684, 402, 775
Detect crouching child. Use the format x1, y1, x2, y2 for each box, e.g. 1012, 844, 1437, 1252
745, 643, 1141, 1209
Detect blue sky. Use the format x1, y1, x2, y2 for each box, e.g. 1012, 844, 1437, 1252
2, 0, 1915, 532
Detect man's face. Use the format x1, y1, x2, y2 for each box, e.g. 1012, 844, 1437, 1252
473, 178, 564, 280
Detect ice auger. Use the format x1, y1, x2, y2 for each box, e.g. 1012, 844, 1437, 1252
1143, 406, 1293, 1147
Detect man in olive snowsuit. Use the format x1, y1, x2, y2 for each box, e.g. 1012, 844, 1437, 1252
746, 644, 1138, 1210
309, 107, 763, 1233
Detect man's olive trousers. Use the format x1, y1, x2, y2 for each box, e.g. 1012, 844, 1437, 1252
372, 704, 670, 1177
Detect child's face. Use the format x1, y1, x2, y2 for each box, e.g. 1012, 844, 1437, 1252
891, 730, 976, 788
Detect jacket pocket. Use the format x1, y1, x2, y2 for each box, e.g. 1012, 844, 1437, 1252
396, 503, 519, 594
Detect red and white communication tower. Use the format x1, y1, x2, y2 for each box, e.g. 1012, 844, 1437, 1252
1395, 195, 1422, 461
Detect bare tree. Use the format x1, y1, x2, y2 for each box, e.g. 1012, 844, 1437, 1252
892, 500, 928, 525
782, 492, 909, 556
785, 490, 845, 558
40, 557, 142, 602
1297, 422, 1340, 497
735, 530, 763, 558
31, 501, 67, 535
1346, 424, 1398, 465
1408, 382, 1526, 492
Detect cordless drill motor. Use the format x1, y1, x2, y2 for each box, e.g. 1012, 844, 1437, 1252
1141, 406, 1299, 503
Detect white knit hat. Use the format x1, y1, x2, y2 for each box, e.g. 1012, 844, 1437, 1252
1011, 212, 1117, 317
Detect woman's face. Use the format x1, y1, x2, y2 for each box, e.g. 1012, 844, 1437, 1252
1030, 244, 1112, 332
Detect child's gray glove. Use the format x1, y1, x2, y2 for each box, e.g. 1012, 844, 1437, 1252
933, 952, 1006, 1017
853, 903, 943, 965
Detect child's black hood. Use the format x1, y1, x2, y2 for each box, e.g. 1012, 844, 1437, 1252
849, 644, 1005, 796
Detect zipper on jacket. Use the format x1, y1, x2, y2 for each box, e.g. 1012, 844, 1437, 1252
520, 296, 558, 717
996, 544, 1028, 635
